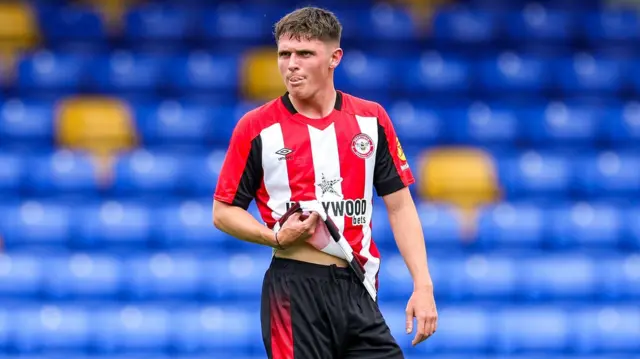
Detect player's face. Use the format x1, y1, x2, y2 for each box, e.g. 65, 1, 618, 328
277, 35, 341, 99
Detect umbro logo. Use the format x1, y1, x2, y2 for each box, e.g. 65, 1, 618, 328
276, 148, 294, 161
275, 148, 292, 156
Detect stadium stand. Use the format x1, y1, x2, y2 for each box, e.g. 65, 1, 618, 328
0, 0, 639, 358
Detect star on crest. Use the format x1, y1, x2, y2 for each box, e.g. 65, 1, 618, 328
316, 173, 343, 198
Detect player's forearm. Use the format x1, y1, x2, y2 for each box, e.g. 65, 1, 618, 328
384, 190, 433, 291
389, 207, 433, 290
213, 200, 277, 248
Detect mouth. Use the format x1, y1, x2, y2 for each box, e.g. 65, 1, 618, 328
288, 76, 305, 85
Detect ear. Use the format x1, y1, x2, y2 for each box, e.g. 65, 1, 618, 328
329, 47, 343, 69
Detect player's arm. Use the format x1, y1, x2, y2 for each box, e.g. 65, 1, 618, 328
212, 115, 279, 249
213, 200, 278, 247
374, 103, 437, 345
373, 104, 432, 290
382, 187, 432, 289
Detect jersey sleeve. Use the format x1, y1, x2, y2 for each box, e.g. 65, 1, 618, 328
213, 115, 263, 209
373, 104, 415, 196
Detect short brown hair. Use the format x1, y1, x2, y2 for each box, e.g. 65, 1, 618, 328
274, 7, 342, 44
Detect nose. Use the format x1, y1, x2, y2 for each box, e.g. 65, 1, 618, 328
287, 54, 300, 71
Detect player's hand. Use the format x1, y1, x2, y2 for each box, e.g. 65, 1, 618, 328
405, 286, 438, 346
276, 211, 320, 249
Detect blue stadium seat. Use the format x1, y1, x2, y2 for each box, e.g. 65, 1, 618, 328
370, 206, 394, 250
599, 254, 640, 299
43, 254, 121, 299
451, 102, 520, 144
202, 252, 271, 300
495, 306, 570, 353
334, 52, 392, 94
112, 150, 183, 194
575, 306, 640, 353
37, 6, 106, 44
377, 255, 413, 301
548, 202, 622, 248
171, 304, 262, 355
498, 151, 573, 198
0, 308, 8, 352
89, 52, 166, 93
604, 102, 640, 145
427, 306, 492, 353
402, 52, 471, 94
0, 200, 72, 247
554, 53, 624, 94
27, 150, 98, 194
94, 305, 170, 353
575, 151, 640, 197
12, 305, 89, 353
582, 10, 640, 44
416, 202, 462, 247
0, 253, 42, 297
476, 202, 545, 248
76, 201, 152, 247
200, 5, 275, 41
522, 102, 600, 145
387, 99, 443, 145
627, 207, 640, 249
17, 51, 87, 93
378, 254, 450, 301
356, 3, 416, 41
0, 152, 24, 192
519, 254, 597, 299
167, 52, 239, 94
181, 151, 225, 196
478, 52, 550, 93
431, 10, 498, 43
135, 101, 233, 145
157, 199, 230, 248
0, 99, 55, 142
124, 253, 201, 299
448, 254, 518, 300
124, 5, 196, 42
505, 6, 576, 42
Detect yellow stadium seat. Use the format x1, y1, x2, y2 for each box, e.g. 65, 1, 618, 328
419, 147, 502, 241
0, 2, 39, 45
419, 147, 501, 207
56, 96, 138, 155
0, 2, 40, 79
55, 96, 138, 186
242, 47, 286, 102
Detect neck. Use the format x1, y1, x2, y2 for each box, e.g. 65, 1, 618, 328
289, 86, 337, 119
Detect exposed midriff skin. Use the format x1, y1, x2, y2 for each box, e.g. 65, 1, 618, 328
274, 242, 349, 267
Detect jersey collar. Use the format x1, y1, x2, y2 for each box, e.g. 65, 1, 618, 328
281, 90, 343, 115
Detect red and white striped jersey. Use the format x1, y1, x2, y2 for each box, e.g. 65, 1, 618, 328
214, 90, 415, 289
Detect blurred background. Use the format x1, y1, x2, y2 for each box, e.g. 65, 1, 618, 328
0, 0, 639, 358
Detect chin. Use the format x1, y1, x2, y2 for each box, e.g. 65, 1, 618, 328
287, 87, 310, 99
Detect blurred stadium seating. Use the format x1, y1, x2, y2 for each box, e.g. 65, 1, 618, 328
0, 0, 640, 358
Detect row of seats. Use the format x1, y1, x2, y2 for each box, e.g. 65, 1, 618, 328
7, 51, 640, 95
1, 198, 640, 248
2, 98, 640, 146
0, 302, 637, 354
3, 150, 640, 198
1, 251, 638, 300
23, 4, 640, 43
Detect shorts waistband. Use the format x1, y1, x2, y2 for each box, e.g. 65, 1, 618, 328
270, 257, 356, 281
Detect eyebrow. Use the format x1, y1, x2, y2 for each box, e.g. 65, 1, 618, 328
278, 49, 316, 56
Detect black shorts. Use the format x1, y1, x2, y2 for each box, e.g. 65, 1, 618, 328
260, 257, 404, 359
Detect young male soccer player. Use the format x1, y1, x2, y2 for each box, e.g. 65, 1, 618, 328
213, 6, 437, 359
